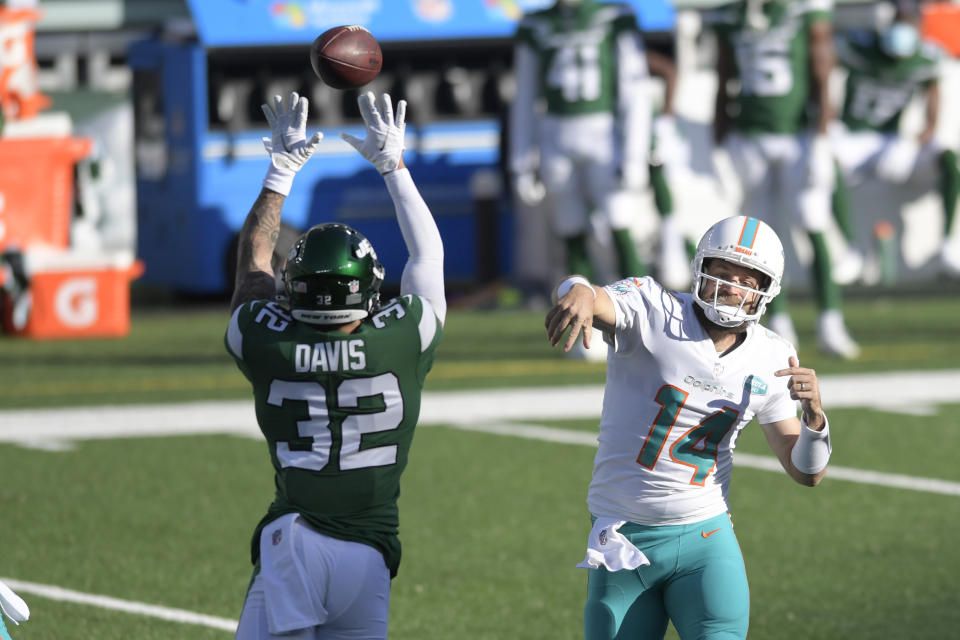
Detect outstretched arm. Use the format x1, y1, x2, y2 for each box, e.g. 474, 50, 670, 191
342, 92, 446, 324
231, 189, 285, 312
646, 49, 676, 116
509, 42, 546, 206
386, 170, 446, 325
808, 19, 835, 135
231, 92, 322, 312
920, 80, 940, 145
544, 276, 616, 352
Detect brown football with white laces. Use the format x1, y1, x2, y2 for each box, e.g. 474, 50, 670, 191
310, 25, 382, 90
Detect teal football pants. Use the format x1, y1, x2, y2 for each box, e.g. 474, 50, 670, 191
584, 513, 749, 640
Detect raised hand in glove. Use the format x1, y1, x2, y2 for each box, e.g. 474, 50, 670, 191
261, 92, 323, 196
514, 170, 546, 206
341, 92, 406, 174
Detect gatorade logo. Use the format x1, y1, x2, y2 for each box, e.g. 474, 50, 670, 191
55, 277, 98, 328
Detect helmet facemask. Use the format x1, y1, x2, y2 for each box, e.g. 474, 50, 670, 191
691, 216, 784, 328
693, 261, 775, 327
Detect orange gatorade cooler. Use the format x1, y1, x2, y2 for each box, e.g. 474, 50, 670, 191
0, 135, 91, 252
0, 6, 51, 120
1, 249, 144, 339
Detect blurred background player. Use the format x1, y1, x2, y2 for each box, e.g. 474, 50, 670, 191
545, 216, 833, 640
647, 47, 695, 291
830, 0, 960, 281
707, 0, 861, 359
227, 91, 445, 640
509, 0, 651, 296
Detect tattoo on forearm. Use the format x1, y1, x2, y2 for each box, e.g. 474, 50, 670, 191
230, 188, 286, 310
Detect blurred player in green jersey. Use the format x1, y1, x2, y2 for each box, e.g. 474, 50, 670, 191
830, 1, 960, 280
227, 91, 445, 639
707, 0, 860, 359
510, 0, 651, 282
510, 0, 651, 361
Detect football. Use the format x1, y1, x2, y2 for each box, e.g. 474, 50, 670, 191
310, 25, 382, 90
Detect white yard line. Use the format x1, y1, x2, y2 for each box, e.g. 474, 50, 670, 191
1, 369, 958, 497
0, 578, 237, 632
441, 421, 960, 496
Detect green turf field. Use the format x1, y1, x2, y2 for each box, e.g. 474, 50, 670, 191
1, 295, 959, 638
2, 291, 960, 408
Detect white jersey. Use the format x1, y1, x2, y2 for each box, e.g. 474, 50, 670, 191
589, 276, 798, 526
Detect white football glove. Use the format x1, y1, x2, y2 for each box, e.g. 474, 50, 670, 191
514, 170, 546, 206
341, 92, 406, 174
261, 92, 323, 196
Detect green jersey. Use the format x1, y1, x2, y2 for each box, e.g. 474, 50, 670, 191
837, 31, 942, 133
225, 295, 443, 578
515, 1, 640, 116
706, 0, 832, 134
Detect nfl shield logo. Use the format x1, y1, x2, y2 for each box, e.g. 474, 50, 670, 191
714, 362, 724, 377
272, 529, 282, 546
599, 529, 608, 546
348, 279, 360, 293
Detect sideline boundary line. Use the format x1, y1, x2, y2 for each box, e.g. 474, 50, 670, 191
0, 578, 236, 632
441, 421, 960, 496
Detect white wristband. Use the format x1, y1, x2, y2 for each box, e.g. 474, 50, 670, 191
262, 163, 295, 196
556, 276, 596, 300
790, 413, 832, 474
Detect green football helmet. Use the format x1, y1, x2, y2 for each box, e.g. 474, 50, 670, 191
283, 223, 385, 324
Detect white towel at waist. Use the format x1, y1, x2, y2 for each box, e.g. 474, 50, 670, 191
576, 517, 650, 571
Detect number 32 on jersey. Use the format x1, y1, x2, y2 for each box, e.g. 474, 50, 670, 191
268, 373, 403, 472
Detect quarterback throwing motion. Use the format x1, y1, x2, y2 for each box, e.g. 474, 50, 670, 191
546, 216, 832, 639
226, 91, 445, 639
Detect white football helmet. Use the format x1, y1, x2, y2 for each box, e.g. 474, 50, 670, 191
692, 216, 784, 327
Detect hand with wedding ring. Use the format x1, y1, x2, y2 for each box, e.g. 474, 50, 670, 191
775, 356, 824, 430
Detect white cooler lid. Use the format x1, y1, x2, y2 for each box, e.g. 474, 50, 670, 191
23, 247, 136, 273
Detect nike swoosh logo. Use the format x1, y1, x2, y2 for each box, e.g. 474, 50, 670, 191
701, 528, 722, 538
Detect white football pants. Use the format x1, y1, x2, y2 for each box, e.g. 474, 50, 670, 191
725, 131, 832, 233
235, 514, 390, 640
538, 113, 637, 237
830, 126, 941, 189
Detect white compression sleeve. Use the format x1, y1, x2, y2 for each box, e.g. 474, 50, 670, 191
383, 168, 447, 325
790, 413, 832, 474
